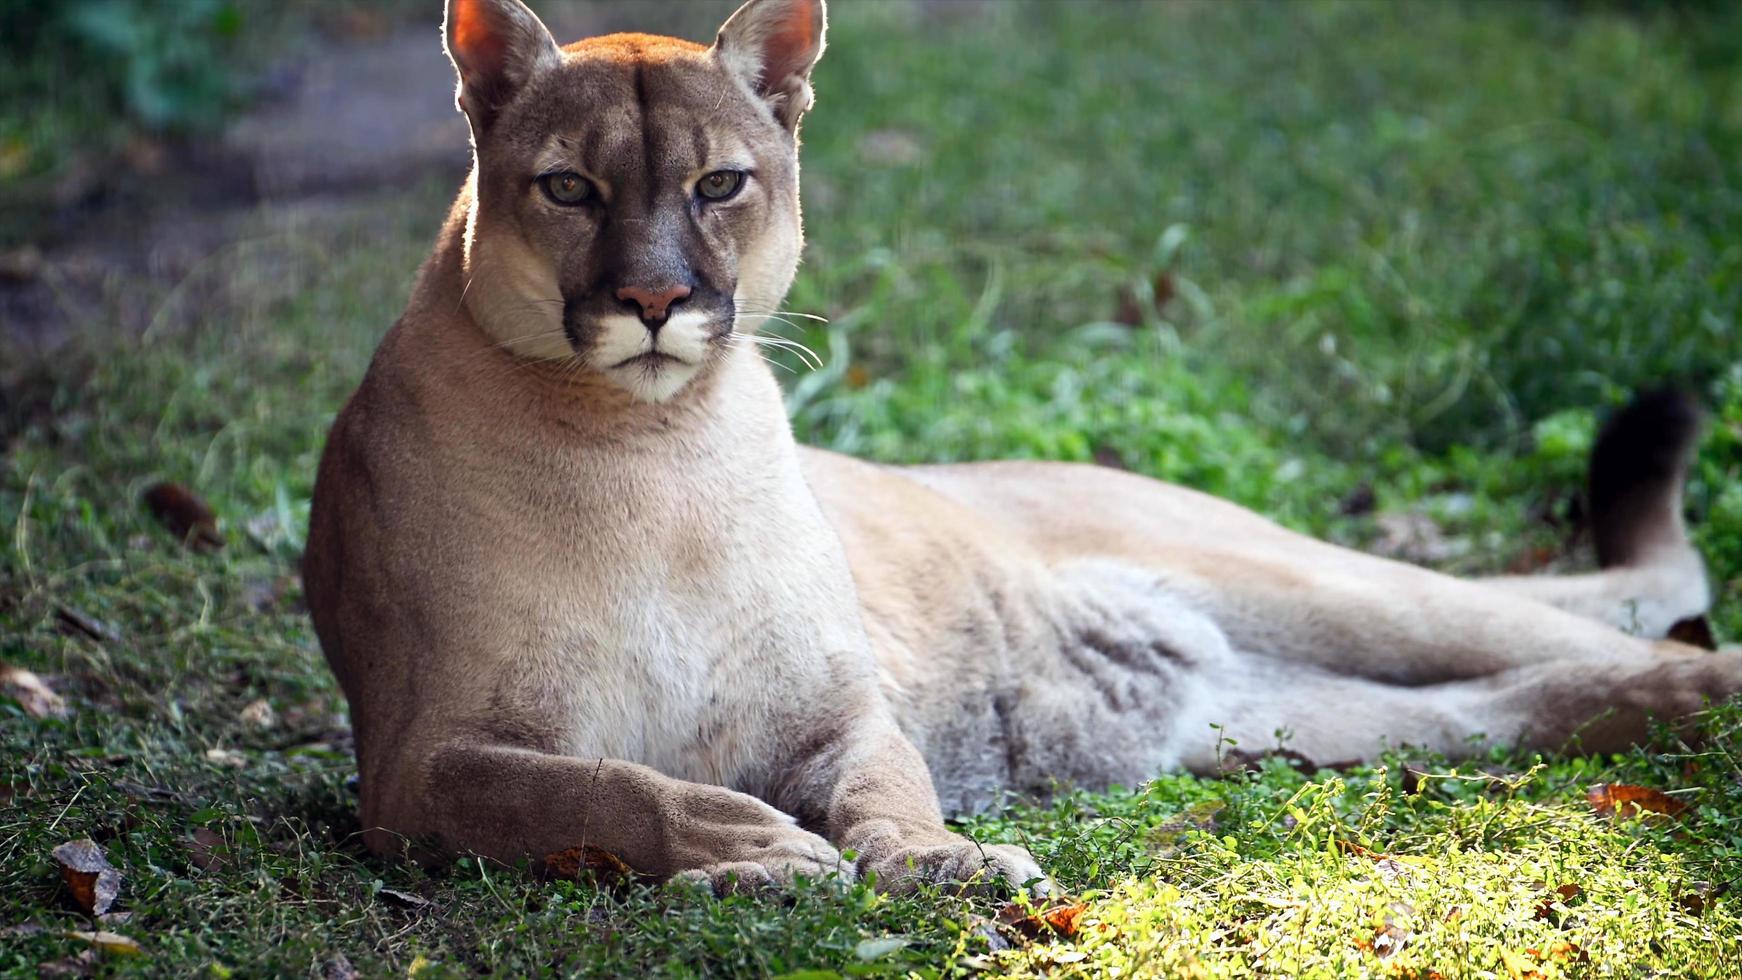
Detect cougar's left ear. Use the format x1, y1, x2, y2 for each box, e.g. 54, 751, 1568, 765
711, 0, 827, 131
444, 0, 562, 136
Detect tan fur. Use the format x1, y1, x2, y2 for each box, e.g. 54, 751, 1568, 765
304, 0, 1741, 893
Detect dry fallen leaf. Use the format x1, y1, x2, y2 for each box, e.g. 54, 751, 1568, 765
142, 482, 222, 550
2, 664, 67, 719
542, 844, 637, 886
65, 929, 143, 956
52, 839, 121, 915
1533, 882, 1582, 920
186, 827, 227, 872
995, 899, 1089, 940
1586, 783, 1688, 820
1678, 880, 1727, 916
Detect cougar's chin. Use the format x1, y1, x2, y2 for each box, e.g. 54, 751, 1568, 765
586, 310, 719, 403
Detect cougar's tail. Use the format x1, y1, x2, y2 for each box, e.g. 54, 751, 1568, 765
1587, 388, 1704, 569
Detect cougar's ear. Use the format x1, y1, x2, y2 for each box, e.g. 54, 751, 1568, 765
711, 0, 827, 131
444, 0, 561, 135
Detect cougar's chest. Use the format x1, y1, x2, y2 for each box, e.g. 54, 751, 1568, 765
533, 585, 775, 786
508, 496, 848, 793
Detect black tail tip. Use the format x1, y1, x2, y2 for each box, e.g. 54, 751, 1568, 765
1587, 388, 1704, 567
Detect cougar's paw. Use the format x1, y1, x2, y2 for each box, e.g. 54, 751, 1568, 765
865, 840, 1052, 897
671, 834, 855, 896
662, 783, 854, 894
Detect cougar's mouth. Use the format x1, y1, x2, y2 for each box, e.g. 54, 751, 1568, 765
611, 350, 686, 369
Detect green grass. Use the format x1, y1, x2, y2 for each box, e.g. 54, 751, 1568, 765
4, 0, 1742, 975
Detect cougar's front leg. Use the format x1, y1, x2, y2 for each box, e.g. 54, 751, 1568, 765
402, 740, 851, 893
778, 693, 1050, 895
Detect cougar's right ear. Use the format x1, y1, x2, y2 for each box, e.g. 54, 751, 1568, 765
444, 0, 561, 136
712, 0, 827, 131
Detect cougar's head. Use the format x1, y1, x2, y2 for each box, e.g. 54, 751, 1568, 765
444, 0, 825, 402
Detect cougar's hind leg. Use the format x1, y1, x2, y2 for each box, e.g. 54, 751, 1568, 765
1171, 655, 1487, 773
1178, 643, 1742, 773
1155, 391, 1716, 684
1479, 390, 1710, 637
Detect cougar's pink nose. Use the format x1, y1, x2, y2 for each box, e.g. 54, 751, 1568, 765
615, 284, 692, 325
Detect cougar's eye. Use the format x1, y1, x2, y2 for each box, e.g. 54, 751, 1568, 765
539, 171, 595, 206
696, 170, 745, 202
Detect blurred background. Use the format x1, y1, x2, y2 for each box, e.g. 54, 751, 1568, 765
3, 0, 1741, 634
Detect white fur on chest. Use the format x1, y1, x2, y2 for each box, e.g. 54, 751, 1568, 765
470, 366, 871, 792
512, 522, 854, 791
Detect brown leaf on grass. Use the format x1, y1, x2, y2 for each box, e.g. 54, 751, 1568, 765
1532, 882, 1582, 920
2, 664, 67, 718
1667, 616, 1718, 651
52, 839, 121, 915
995, 899, 1089, 940
1586, 783, 1688, 820
65, 929, 143, 955
542, 844, 637, 886
1677, 880, 1727, 916
142, 482, 222, 550
186, 827, 227, 872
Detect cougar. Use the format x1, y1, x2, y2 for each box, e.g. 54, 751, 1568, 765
303, 0, 1738, 894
